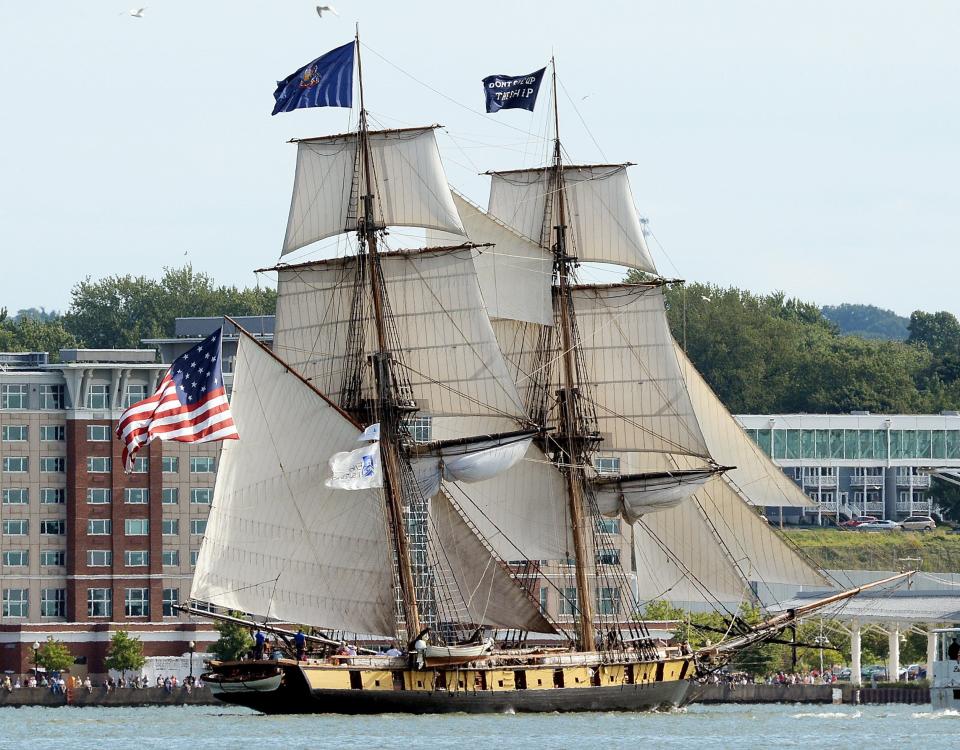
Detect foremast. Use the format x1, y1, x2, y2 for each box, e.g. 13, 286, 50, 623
354, 33, 422, 640
547, 59, 600, 652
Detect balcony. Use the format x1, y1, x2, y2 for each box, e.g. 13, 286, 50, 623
896, 474, 931, 489
850, 475, 885, 488
803, 475, 838, 488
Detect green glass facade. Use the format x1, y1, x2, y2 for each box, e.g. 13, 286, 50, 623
745, 428, 960, 461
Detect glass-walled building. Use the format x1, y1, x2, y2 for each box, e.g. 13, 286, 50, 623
735, 413, 960, 523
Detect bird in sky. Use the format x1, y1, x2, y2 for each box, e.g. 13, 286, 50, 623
316, 5, 339, 17
127, 7, 147, 17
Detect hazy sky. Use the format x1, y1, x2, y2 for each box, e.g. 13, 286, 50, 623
2, 1, 958, 317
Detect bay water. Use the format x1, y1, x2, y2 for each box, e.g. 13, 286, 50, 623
1, 703, 958, 749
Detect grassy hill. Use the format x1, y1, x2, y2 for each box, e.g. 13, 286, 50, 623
783, 529, 960, 573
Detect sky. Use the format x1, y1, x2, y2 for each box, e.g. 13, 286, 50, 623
2, 1, 958, 318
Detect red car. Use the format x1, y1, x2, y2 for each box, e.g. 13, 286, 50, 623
840, 516, 878, 528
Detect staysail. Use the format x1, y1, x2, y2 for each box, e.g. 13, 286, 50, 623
487, 165, 657, 273
282, 127, 464, 255
190, 334, 398, 636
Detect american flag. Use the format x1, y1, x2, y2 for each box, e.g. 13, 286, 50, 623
116, 327, 238, 472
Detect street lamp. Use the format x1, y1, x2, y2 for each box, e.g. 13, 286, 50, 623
32, 640, 40, 680
188, 640, 196, 682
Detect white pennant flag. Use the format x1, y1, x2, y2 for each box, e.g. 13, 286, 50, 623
325, 441, 383, 490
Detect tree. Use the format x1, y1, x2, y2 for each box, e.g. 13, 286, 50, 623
104, 630, 146, 678
36, 637, 74, 673
209, 612, 253, 661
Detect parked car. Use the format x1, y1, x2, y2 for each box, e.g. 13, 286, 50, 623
837, 667, 852, 680
857, 519, 902, 531
901, 515, 936, 531
840, 516, 878, 528
905, 664, 927, 680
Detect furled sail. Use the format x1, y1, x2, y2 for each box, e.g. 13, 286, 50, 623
571, 284, 710, 466
487, 165, 657, 273
429, 492, 556, 634
282, 126, 464, 255
272, 247, 527, 423
410, 429, 535, 498
593, 469, 716, 523
190, 334, 397, 636
676, 343, 814, 508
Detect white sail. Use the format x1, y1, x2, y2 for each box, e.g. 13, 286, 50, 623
430, 492, 555, 633
593, 469, 715, 523
676, 343, 814, 508
282, 127, 464, 255
572, 284, 710, 464
410, 431, 534, 498
446, 192, 554, 326
273, 248, 527, 422
487, 165, 657, 273
190, 335, 398, 636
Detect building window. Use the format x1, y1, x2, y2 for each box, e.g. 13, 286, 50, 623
3, 456, 28, 473
87, 519, 112, 535
190, 550, 199, 567
87, 456, 111, 473
124, 488, 149, 504
87, 588, 112, 618
1, 424, 27, 441
3, 520, 28, 536
190, 457, 215, 473
162, 588, 179, 617
125, 588, 149, 617
162, 549, 180, 566
598, 518, 621, 534
596, 587, 621, 615
162, 488, 179, 505
40, 589, 66, 618
41, 488, 65, 505
162, 519, 179, 536
40, 456, 65, 473
596, 550, 621, 566
2, 589, 28, 617
39, 385, 64, 410
124, 550, 149, 567
131, 457, 148, 474
124, 384, 148, 408
40, 519, 65, 536
2, 551, 28, 567
190, 519, 207, 536
1, 384, 28, 409
2, 488, 29, 505
87, 424, 111, 441
40, 550, 64, 567
40, 424, 65, 441
190, 488, 212, 505
87, 488, 111, 504
559, 587, 578, 616
594, 456, 621, 475
124, 518, 149, 536
162, 456, 179, 473
87, 550, 112, 567
406, 416, 432, 443
539, 587, 549, 611
86, 384, 110, 410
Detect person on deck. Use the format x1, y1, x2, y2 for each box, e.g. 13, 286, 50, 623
295, 629, 307, 661
253, 629, 266, 660
949, 637, 960, 662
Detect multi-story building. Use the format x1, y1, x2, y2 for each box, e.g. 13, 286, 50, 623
0, 323, 277, 675
735, 413, 960, 523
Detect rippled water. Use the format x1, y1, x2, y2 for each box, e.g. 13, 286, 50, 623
3, 703, 959, 749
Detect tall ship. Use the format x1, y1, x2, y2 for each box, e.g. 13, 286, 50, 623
187, 38, 904, 714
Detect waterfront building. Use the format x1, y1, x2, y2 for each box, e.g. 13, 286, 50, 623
735, 413, 960, 523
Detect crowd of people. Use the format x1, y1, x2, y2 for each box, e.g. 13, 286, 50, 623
1, 672, 203, 693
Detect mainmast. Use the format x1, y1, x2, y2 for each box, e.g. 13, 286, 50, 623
549, 59, 598, 652
354, 32, 422, 640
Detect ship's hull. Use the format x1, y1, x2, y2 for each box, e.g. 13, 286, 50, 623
207, 658, 694, 715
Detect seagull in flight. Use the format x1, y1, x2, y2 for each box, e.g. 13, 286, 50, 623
316, 5, 339, 17
701, 295, 712, 302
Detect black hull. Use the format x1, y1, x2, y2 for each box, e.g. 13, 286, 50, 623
214, 667, 693, 715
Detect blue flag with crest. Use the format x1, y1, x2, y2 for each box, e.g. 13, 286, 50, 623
482, 67, 546, 113
272, 41, 355, 115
